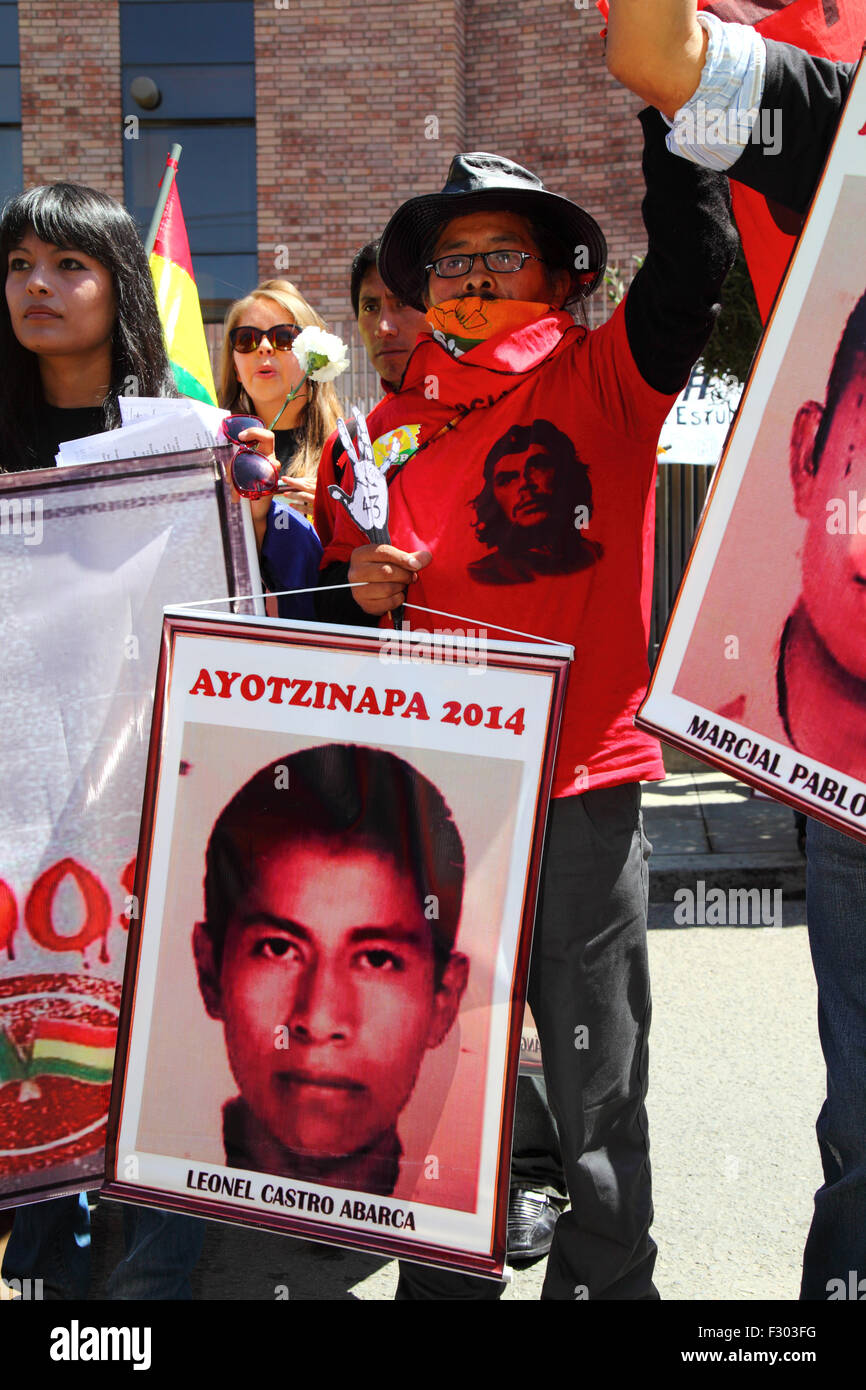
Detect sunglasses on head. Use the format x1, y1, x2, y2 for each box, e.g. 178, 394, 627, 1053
220, 414, 280, 500
229, 322, 302, 353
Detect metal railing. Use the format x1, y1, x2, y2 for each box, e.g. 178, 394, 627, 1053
651, 461, 715, 662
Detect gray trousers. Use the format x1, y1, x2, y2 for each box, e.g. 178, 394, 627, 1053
397, 784, 655, 1300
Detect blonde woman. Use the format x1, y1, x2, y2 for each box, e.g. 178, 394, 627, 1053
218, 279, 343, 619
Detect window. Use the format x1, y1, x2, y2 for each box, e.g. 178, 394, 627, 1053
121, 1, 256, 312
0, 2, 21, 206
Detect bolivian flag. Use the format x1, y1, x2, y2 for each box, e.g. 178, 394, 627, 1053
149, 161, 217, 405
28, 1020, 116, 1085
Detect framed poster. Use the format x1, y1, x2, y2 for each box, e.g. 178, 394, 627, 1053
0, 448, 260, 1208
638, 56, 866, 842
104, 612, 570, 1278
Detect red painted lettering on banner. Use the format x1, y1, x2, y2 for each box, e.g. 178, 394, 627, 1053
403, 692, 429, 720
266, 676, 292, 703
186, 667, 433, 720
0, 879, 17, 959
287, 680, 313, 707
215, 671, 242, 698
25, 858, 113, 962
355, 687, 381, 715
439, 702, 525, 733
240, 673, 265, 701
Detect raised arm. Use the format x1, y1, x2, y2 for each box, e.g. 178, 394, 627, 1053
606, 0, 708, 117
623, 108, 737, 395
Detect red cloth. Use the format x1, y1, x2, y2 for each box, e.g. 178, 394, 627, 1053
316, 306, 675, 798
597, 1, 866, 317
152, 176, 195, 279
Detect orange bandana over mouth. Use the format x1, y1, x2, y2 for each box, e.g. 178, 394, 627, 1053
425, 298, 553, 356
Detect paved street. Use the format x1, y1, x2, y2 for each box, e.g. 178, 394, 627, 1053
643, 769, 806, 901
646, 916, 822, 1301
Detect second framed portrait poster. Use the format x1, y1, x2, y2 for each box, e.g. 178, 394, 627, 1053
104, 612, 570, 1279
638, 54, 866, 844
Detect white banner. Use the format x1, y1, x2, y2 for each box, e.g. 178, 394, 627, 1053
658, 368, 742, 467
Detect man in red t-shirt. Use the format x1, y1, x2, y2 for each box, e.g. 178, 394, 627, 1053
349, 237, 572, 1262
315, 129, 736, 1298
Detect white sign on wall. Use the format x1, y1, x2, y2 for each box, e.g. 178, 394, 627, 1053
659, 368, 743, 467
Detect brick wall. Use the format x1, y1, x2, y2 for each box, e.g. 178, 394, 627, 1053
254, 0, 645, 330
464, 0, 647, 326
14, 1, 646, 327
19, 0, 123, 198
255, 0, 468, 327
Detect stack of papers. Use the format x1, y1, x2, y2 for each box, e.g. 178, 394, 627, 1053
56, 397, 229, 467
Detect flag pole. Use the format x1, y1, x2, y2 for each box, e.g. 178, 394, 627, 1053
144, 143, 183, 257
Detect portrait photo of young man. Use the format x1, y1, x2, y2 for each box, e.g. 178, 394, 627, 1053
674, 273, 866, 785
748, 290, 866, 780
191, 742, 470, 1198
130, 717, 530, 1220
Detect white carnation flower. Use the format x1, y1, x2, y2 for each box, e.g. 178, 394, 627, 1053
292, 326, 350, 382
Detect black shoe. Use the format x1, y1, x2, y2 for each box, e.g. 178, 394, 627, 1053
507, 1189, 563, 1263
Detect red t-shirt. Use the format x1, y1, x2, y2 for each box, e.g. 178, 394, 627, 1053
317, 303, 675, 797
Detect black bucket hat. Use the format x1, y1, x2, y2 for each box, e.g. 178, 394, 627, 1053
377, 151, 607, 311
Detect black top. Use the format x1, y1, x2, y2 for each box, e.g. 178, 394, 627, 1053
273, 427, 301, 474
624, 106, 737, 395
258, 427, 304, 599
730, 39, 854, 215
20, 404, 107, 473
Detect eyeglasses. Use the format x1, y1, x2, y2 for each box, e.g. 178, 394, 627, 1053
220, 413, 280, 499
229, 322, 302, 353
425, 250, 545, 278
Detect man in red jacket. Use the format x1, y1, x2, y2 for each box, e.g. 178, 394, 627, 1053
315, 127, 737, 1298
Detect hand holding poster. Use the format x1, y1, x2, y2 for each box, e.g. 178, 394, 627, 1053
104, 612, 570, 1278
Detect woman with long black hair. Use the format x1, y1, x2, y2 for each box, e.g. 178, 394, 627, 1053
0, 182, 205, 1299
0, 182, 176, 469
